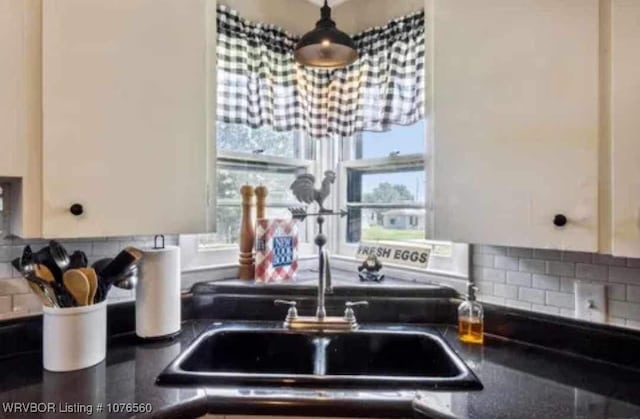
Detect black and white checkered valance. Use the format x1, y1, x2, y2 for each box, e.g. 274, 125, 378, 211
217, 5, 425, 139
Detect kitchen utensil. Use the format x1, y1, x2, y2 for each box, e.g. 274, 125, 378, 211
49, 240, 71, 272
63, 269, 91, 306
100, 248, 142, 282
69, 251, 89, 269
91, 258, 113, 276
35, 264, 56, 284
19, 246, 36, 277
27, 280, 55, 308
113, 264, 138, 290
34, 246, 63, 284
25, 275, 63, 307
91, 258, 113, 303
79, 268, 98, 304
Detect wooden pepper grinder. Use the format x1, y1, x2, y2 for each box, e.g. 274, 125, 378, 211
255, 185, 268, 220
238, 185, 255, 280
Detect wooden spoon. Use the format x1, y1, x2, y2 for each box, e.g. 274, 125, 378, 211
63, 269, 90, 306
35, 264, 56, 284
79, 268, 98, 305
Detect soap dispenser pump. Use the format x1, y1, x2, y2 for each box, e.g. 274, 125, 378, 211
458, 283, 484, 344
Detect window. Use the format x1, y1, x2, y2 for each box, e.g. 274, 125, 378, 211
339, 120, 427, 249
197, 122, 314, 249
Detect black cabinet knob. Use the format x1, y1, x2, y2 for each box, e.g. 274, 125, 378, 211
70, 203, 84, 216
553, 214, 567, 227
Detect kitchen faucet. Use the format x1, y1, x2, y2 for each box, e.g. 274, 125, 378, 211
276, 172, 367, 330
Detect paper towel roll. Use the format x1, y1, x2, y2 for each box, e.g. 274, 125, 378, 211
136, 246, 181, 339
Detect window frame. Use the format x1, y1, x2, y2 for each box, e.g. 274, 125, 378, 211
181, 128, 318, 270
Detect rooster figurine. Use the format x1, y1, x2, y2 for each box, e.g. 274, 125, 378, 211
290, 171, 336, 213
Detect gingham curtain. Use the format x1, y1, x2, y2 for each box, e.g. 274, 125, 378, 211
216, 5, 425, 139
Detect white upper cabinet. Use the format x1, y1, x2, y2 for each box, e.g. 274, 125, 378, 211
43, 0, 213, 238
0, 0, 42, 237
611, 0, 640, 257
431, 0, 600, 251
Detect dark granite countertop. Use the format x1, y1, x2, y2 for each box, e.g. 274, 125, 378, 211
1, 318, 640, 419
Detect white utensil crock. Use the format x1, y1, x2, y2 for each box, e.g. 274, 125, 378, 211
43, 301, 107, 372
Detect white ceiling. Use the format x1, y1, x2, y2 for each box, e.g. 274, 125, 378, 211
304, 0, 353, 7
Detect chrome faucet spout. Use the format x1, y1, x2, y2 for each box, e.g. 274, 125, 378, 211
316, 249, 327, 319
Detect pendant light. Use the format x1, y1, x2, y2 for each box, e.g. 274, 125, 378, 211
294, 0, 358, 69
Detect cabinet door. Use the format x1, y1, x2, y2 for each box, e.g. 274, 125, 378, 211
0, 0, 42, 237
431, 0, 600, 251
43, 0, 211, 238
611, 0, 640, 257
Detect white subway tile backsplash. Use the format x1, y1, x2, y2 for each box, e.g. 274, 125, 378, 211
609, 267, 640, 284
472, 244, 640, 331
478, 295, 505, 306
532, 249, 562, 261
610, 301, 640, 321
518, 287, 545, 304
507, 247, 533, 258
506, 271, 532, 287
505, 299, 532, 310
531, 304, 560, 315
13, 293, 42, 313
476, 281, 493, 296
575, 264, 608, 281
627, 285, 640, 303
473, 254, 494, 268
494, 256, 519, 270
610, 317, 627, 327
0, 296, 11, 314
628, 258, 640, 268
519, 259, 546, 274
92, 241, 122, 257
545, 291, 574, 309
532, 274, 560, 291
493, 283, 518, 299
546, 261, 575, 277
606, 282, 626, 301
593, 254, 627, 267
625, 319, 640, 330
560, 277, 575, 293
560, 308, 575, 318
561, 251, 593, 264
478, 245, 508, 256
482, 268, 506, 283
0, 278, 30, 294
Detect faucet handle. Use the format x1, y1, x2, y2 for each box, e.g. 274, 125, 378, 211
274, 299, 298, 321
344, 300, 369, 322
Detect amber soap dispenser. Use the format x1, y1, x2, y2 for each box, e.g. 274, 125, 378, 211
458, 283, 484, 344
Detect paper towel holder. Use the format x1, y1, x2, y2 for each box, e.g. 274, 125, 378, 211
153, 235, 165, 250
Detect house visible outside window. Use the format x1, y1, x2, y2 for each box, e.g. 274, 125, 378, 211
197, 122, 315, 249
338, 120, 427, 250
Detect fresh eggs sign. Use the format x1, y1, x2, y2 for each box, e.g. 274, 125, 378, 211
356, 241, 431, 269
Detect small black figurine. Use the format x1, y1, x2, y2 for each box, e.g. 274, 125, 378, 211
358, 254, 385, 282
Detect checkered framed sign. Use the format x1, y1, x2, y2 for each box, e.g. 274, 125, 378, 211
255, 219, 299, 283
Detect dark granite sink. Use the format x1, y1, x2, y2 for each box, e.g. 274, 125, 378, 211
157, 323, 482, 390
180, 330, 316, 375
325, 332, 462, 378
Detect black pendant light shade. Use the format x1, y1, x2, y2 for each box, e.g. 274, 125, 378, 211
294, 0, 358, 69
